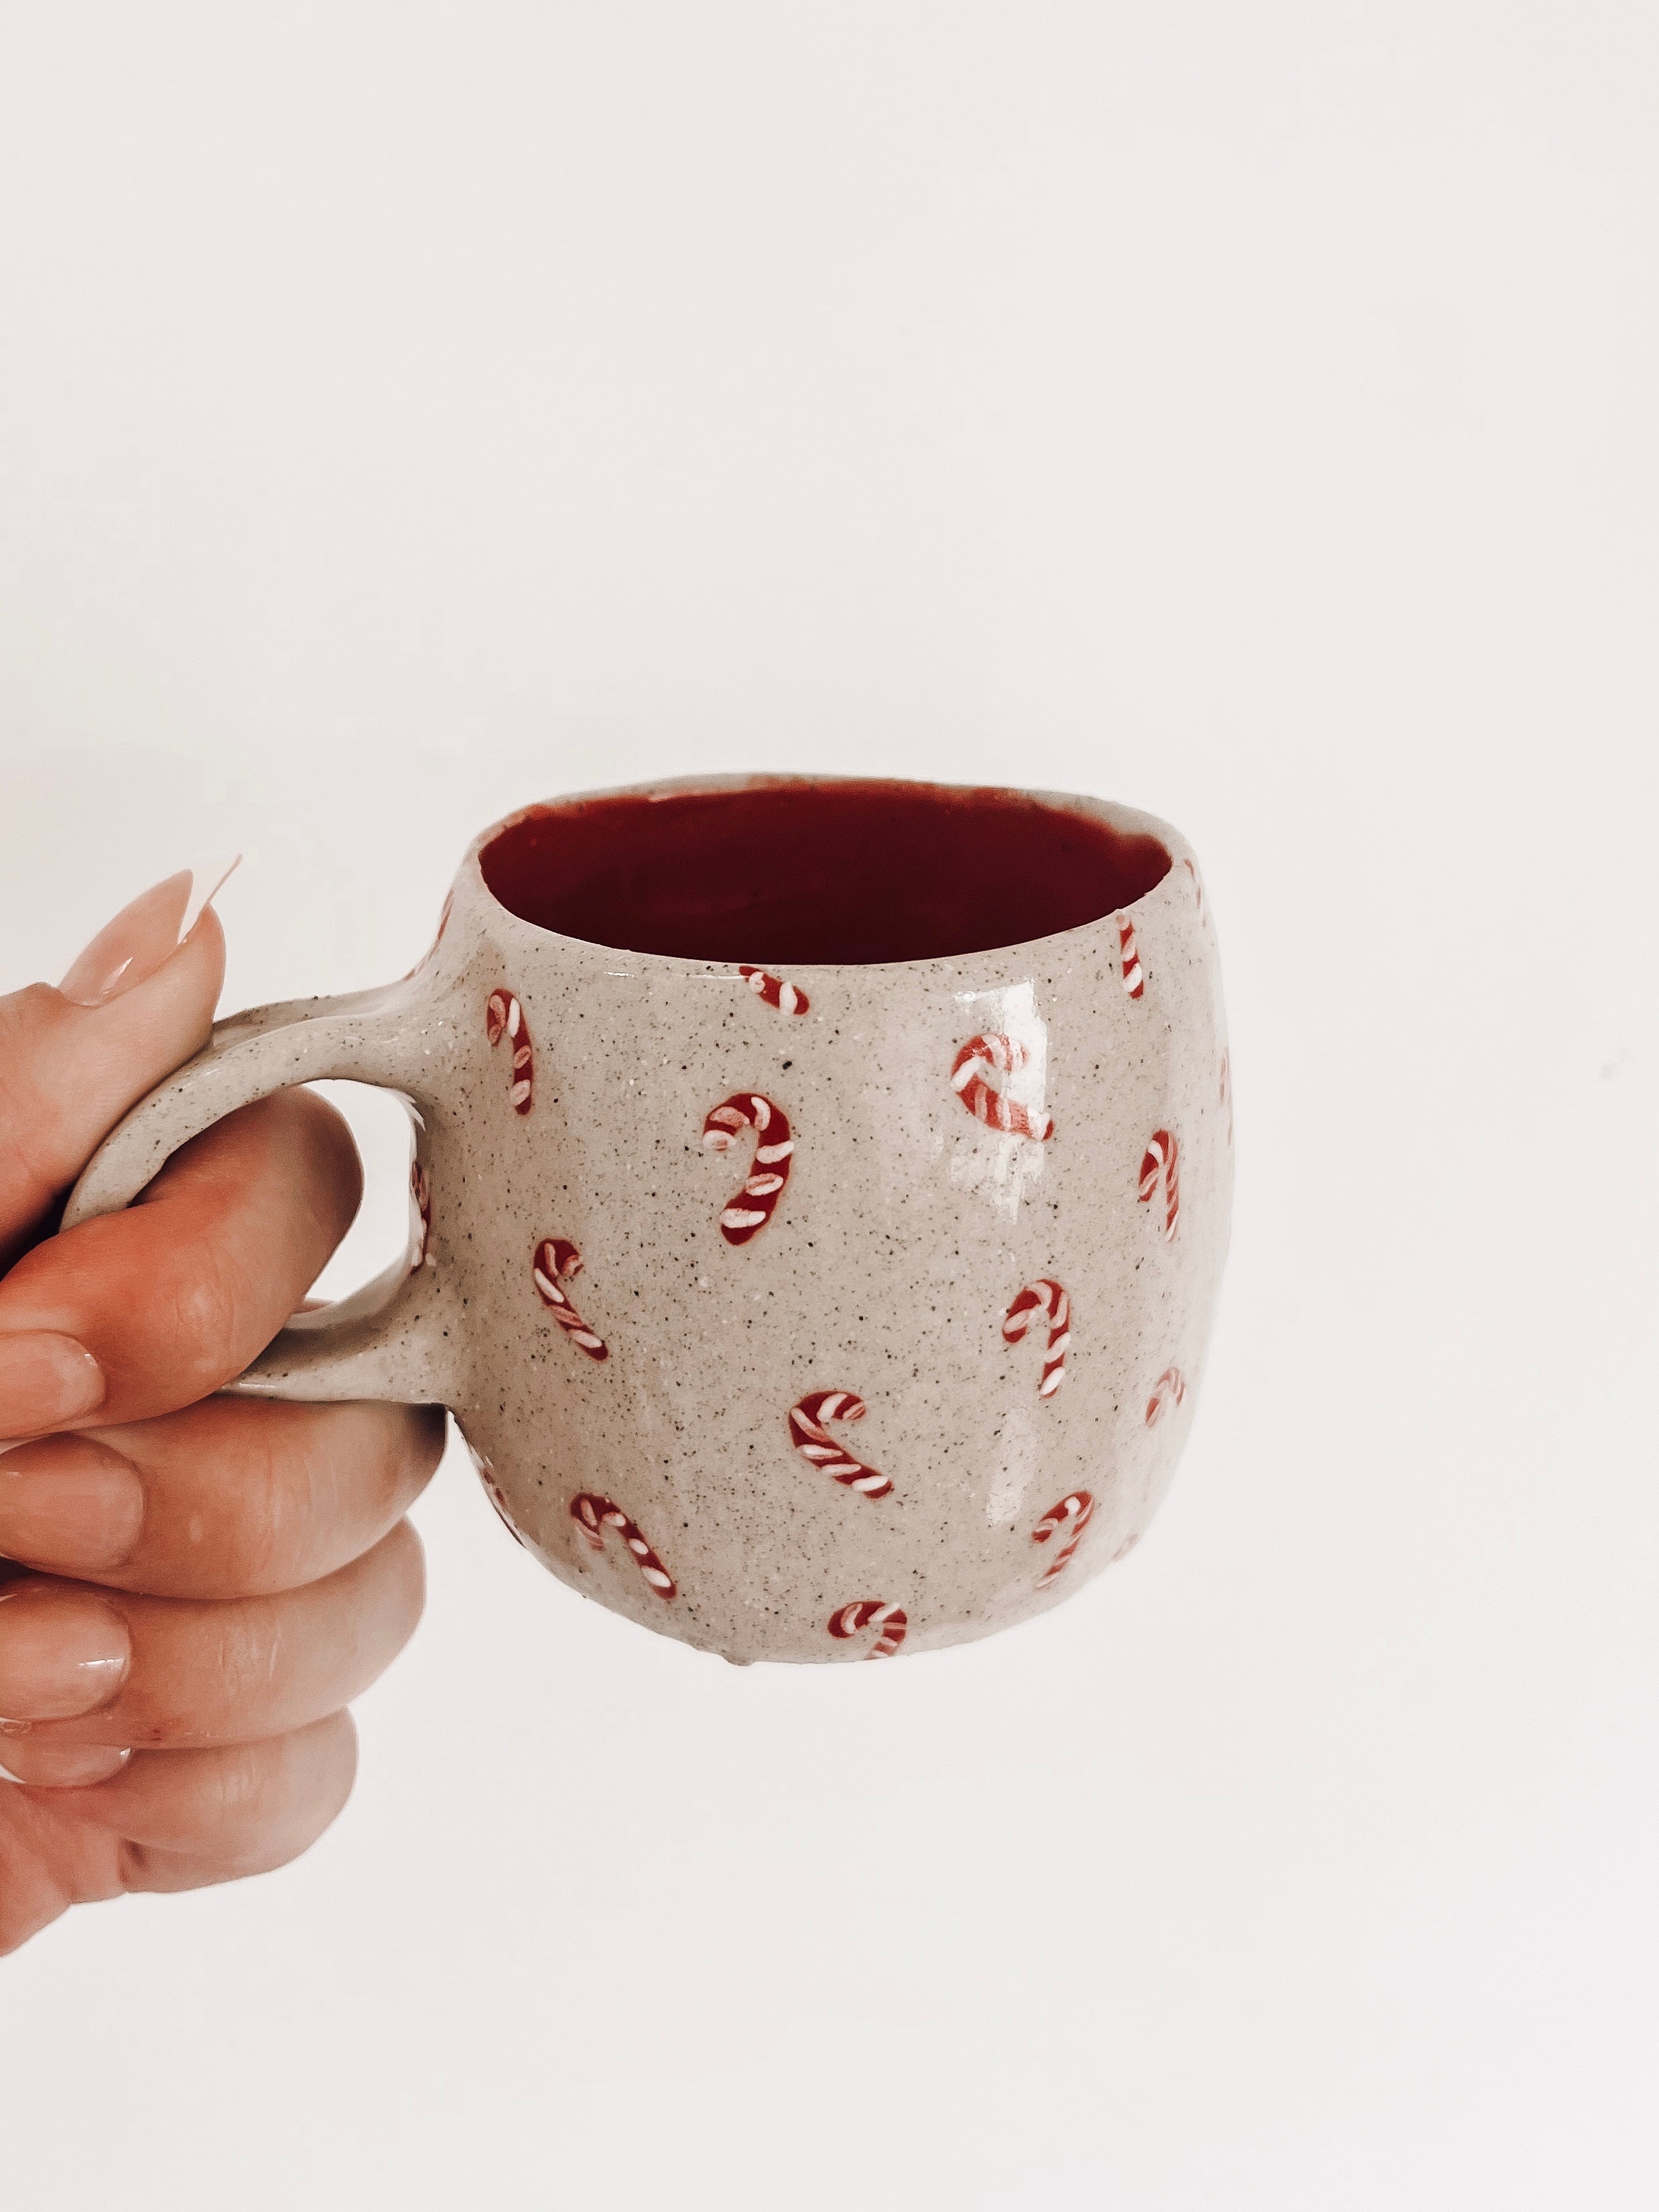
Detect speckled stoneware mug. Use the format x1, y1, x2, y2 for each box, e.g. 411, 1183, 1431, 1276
65, 776, 1231, 1664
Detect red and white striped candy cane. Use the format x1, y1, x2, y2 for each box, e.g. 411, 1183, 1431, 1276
401, 887, 455, 982
950, 1034, 1054, 1142
532, 1238, 609, 1362
1113, 912, 1144, 999
1031, 1490, 1094, 1582
702, 1092, 793, 1245
409, 1160, 431, 1272
738, 964, 811, 1016
1218, 1048, 1232, 1146
1182, 856, 1205, 923
827, 1601, 907, 1658
485, 988, 534, 1114
788, 1390, 891, 1499
1138, 1128, 1180, 1241
1144, 1365, 1186, 1426
569, 1494, 677, 1599
1002, 1279, 1071, 1397
466, 1441, 526, 1548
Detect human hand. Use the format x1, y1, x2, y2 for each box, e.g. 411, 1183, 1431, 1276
0, 873, 443, 1952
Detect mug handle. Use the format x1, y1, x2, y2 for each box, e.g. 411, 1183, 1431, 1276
60, 981, 462, 1407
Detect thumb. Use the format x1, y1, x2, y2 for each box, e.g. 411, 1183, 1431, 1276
0, 870, 232, 1271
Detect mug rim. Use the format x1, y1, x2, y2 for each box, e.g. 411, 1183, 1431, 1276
463, 770, 1193, 976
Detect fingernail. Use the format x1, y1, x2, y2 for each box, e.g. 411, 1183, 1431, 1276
0, 1333, 106, 1437
0, 1585, 131, 1721
0, 1439, 144, 1573
179, 855, 241, 940
58, 856, 241, 1006
0, 1742, 131, 1788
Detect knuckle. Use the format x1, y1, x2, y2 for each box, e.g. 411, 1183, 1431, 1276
204, 1737, 273, 1826
147, 1243, 264, 1392
0, 984, 73, 1060
212, 1605, 283, 1709
218, 1725, 355, 1870
222, 1423, 299, 1589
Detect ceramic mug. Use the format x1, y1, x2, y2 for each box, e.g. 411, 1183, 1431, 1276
65, 776, 1231, 1664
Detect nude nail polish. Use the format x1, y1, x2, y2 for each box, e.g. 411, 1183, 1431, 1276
0, 1584, 131, 1721
0, 1439, 144, 1572
0, 1742, 131, 1788
58, 857, 241, 1006
0, 1333, 106, 1438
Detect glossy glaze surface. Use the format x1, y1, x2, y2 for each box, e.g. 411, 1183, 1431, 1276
65, 776, 1232, 1664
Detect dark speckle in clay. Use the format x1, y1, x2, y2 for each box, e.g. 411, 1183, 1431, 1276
62, 774, 1231, 1664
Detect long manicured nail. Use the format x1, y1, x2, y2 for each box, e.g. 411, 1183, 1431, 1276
0, 1741, 131, 1788
179, 856, 240, 940
0, 1439, 144, 1573
0, 1333, 106, 1437
0, 1584, 131, 1721
58, 856, 241, 1006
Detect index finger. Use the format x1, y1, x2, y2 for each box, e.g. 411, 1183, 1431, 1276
0, 895, 226, 1270
0, 1087, 361, 1434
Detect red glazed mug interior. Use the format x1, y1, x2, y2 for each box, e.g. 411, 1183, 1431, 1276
477, 778, 1174, 964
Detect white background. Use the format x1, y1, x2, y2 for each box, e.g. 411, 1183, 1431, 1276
1, 5, 1656, 2205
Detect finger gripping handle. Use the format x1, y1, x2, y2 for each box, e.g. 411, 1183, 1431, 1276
62, 982, 458, 1407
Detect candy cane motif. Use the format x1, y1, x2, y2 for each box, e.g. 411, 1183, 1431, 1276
1031, 1490, 1094, 1582
569, 1494, 677, 1599
485, 988, 534, 1114
1002, 1279, 1071, 1397
827, 1601, 907, 1658
1218, 1048, 1233, 1146
1182, 856, 1205, 924
401, 888, 455, 982
1144, 1366, 1186, 1426
532, 1238, 609, 1361
1138, 1128, 1180, 1242
466, 1442, 526, 1548
702, 1092, 793, 1245
1113, 912, 1144, 999
409, 1160, 431, 1272
738, 964, 811, 1016
950, 1034, 1054, 1142
788, 1391, 891, 1499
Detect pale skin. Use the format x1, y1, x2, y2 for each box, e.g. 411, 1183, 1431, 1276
0, 873, 442, 1954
